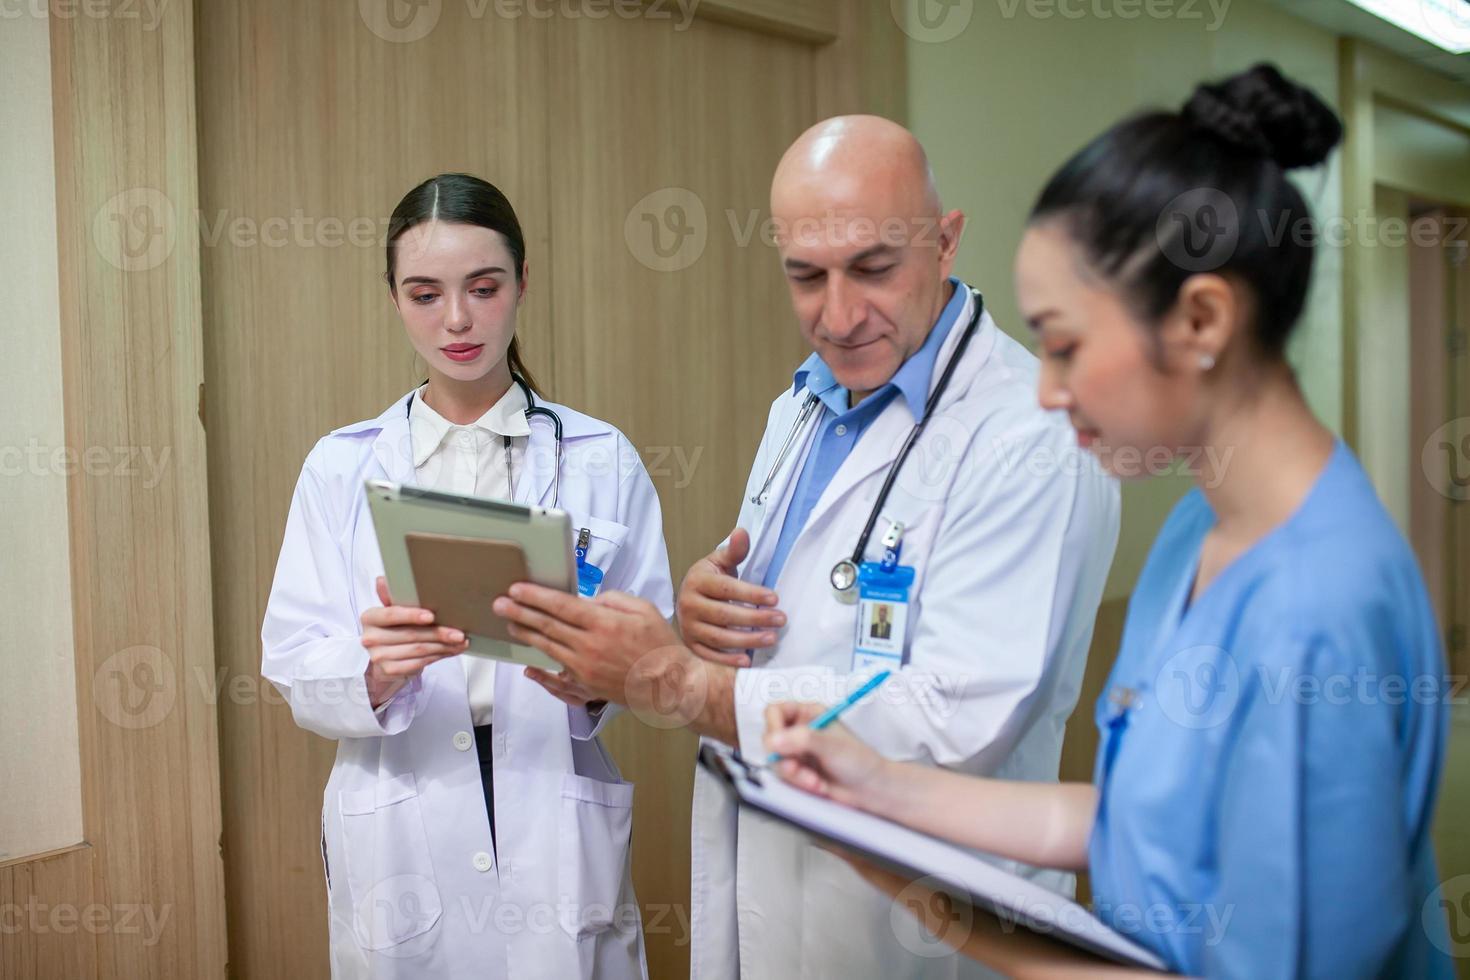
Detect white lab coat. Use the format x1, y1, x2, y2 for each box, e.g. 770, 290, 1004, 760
689, 287, 1121, 979
262, 390, 674, 980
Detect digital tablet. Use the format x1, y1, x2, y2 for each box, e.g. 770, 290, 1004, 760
364, 480, 576, 670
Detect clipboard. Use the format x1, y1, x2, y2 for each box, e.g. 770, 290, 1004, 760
697, 742, 1169, 971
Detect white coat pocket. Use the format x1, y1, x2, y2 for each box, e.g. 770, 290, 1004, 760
566, 513, 629, 597
556, 771, 635, 939
339, 772, 444, 950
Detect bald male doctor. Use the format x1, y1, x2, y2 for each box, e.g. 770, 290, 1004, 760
494, 116, 1120, 978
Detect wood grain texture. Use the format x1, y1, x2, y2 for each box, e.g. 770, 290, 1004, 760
46, 4, 228, 978
196, 3, 905, 977
194, 3, 553, 975
690, 0, 839, 42
0, 846, 97, 980
545, 13, 818, 977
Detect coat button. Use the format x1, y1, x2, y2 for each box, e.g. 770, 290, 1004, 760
453, 731, 473, 751
472, 851, 493, 872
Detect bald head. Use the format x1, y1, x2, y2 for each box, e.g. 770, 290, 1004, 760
771, 115, 941, 226
767, 115, 965, 405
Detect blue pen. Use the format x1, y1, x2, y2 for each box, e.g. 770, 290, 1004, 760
766, 669, 892, 763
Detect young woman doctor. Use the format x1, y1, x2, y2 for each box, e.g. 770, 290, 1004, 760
762, 65, 1453, 978
262, 173, 672, 980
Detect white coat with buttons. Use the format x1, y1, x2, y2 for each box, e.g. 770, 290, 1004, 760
688, 288, 1122, 979
261, 389, 673, 979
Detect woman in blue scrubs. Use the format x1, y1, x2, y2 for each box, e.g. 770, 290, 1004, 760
761, 63, 1454, 978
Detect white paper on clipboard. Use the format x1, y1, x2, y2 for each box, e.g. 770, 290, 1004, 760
697, 742, 1169, 971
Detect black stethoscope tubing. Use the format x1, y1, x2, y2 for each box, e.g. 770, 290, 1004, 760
827, 289, 985, 592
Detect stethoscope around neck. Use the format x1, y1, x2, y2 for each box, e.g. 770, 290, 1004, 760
406, 372, 565, 506
749, 288, 985, 594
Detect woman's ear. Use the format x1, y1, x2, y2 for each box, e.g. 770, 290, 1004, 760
518, 261, 529, 304
1160, 272, 1238, 373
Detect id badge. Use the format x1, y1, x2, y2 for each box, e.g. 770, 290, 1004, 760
575, 527, 605, 598
852, 526, 914, 671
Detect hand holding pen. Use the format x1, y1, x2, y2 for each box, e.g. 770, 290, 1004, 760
761, 671, 900, 812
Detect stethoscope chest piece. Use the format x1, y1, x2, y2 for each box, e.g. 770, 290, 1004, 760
830, 559, 859, 595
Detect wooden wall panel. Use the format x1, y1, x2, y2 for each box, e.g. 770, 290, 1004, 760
545, 16, 816, 977
194, 4, 553, 976
47, 4, 229, 978
0, 846, 97, 980
545, 6, 908, 976
196, 2, 907, 977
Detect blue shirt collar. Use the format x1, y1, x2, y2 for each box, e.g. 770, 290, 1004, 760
793, 277, 969, 420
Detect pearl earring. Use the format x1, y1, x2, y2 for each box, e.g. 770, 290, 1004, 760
1199, 353, 1216, 371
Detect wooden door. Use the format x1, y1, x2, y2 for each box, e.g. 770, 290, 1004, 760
194, 2, 905, 977
1410, 207, 1470, 683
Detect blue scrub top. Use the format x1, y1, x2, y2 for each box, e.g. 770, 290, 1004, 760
1089, 442, 1454, 978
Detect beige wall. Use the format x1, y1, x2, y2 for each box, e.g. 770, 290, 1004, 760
905, 0, 1344, 598
0, 12, 84, 863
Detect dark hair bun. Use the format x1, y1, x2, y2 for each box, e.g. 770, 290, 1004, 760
1182, 62, 1342, 169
